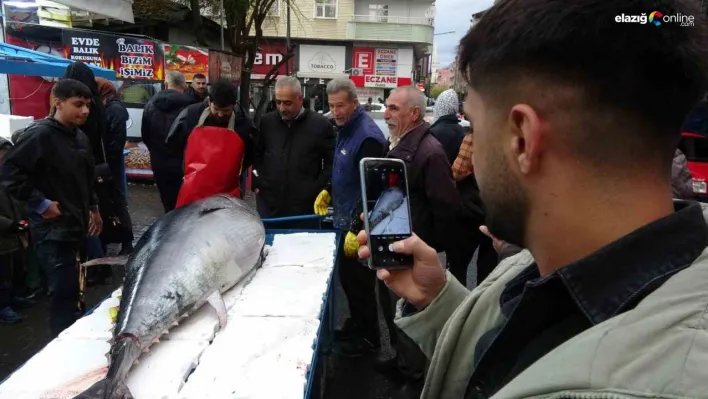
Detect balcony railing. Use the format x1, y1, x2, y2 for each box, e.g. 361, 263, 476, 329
351, 15, 434, 26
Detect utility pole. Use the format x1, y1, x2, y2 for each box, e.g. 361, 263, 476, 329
285, 0, 291, 75
220, 0, 225, 50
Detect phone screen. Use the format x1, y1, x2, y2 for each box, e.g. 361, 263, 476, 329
361, 158, 414, 268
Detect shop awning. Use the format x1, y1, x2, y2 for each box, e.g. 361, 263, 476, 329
52, 0, 134, 23
0, 42, 116, 79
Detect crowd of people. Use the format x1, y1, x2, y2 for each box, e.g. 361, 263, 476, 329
0, 66, 209, 333
4, 0, 708, 397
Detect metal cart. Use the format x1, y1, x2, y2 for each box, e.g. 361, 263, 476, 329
261, 214, 340, 399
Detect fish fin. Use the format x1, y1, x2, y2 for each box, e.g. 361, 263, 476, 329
82, 255, 130, 268
42, 367, 107, 399
207, 290, 227, 330
72, 377, 134, 399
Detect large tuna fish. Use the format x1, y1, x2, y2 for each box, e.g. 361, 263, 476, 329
368, 187, 406, 230
73, 194, 266, 399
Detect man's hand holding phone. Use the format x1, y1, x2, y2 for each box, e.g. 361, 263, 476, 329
357, 227, 447, 309
42, 201, 61, 220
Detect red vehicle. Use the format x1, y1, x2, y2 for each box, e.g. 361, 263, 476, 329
679, 132, 708, 200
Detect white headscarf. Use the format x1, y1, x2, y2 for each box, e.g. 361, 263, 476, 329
433, 89, 459, 122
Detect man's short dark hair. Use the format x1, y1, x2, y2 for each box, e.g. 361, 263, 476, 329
52, 79, 93, 101
208, 80, 237, 108
458, 0, 708, 165
193, 74, 206, 80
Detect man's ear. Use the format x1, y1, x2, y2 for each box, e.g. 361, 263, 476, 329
508, 104, 544, 175
414, 106, 423, 121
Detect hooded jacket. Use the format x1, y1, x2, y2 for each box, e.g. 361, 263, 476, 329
0, 118, 97, 242
429, 114, 466, 165
0, 138, 23, 254
430, 89, 465, 164
672, 148, 695, 199
141, 89, 194, 168
104, 96, 129, 165
61, 62, 108, 164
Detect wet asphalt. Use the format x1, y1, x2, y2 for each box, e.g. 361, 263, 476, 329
0, 183, 479, 399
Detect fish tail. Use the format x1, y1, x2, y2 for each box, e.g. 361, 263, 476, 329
72, 377, 133, 399
81, 255, 130, 268
40, 366, 107, 399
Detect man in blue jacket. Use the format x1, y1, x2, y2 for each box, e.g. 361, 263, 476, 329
313, 78, 387, 356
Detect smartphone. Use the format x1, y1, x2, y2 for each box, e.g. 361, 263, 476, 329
359, 157, 414, 269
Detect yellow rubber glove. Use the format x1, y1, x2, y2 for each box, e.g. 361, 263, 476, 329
109, 306, 119, 324
314, 190, 331, 216
344, 231, 360, 258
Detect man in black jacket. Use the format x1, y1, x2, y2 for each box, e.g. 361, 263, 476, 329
1, 79, 103, 338
253, 76, 335, 227
429, 89, 466, 165
166, 80, 255, 202
142, 71, 193, 212
378, 86, 461, 397
186, 73, 208, 104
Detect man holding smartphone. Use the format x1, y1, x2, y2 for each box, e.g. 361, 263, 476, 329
314, 78, 388, 357
357, 0, 708, 397
1, 78, 102, 338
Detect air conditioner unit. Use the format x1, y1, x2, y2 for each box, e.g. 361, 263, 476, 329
351, 68, 363, 76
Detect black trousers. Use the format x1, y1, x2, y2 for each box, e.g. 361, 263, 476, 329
153, 166, 183, 213
447, 225, 500, 287
0, 253, 13, 309
35, 240, 81, 338
447, 228, 484, 286
337, 233, 381, 343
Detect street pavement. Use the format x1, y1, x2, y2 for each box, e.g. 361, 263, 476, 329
0, 183, 479, 398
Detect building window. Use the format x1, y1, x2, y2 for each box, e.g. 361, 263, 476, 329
315, 0, 337, 18
270, 0, 281, 16
368, 4, 388, 22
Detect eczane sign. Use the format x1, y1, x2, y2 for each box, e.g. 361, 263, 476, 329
364, 75, 398, 88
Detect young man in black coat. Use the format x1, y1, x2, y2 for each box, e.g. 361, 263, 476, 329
166, 80, 255, 168
142, 71, 194, 212
1, 79, 103, 338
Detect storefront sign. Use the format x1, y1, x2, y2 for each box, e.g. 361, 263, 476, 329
62, 31, 165, 82
302, 77, 330, 85
364, 75, 398, 88
353, 48, 375, 76
64, 32, 111, 66
164, 44, 208, 82
299, 45, 346, 76
116, 38, 160, 80
352, 47, 414, 88
375, 48, 397, 76
353, 47, 398, 76
208, 49, 242, 86
356, 87, 383, 102
251, 43, 293, 79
